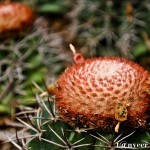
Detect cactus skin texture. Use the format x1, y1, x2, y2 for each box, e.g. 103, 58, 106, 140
0, 2, 35, 37
52, 56, 150, 132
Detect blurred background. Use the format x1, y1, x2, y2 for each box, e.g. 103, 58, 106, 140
0, 0, 150, 149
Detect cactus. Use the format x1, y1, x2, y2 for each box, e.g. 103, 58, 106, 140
8, 90, 150, 150
6, 45, 150, 150
0, 2, 35, 38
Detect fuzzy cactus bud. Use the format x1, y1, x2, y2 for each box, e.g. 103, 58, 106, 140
50, 46, 150, 132
0, 2, 35, 38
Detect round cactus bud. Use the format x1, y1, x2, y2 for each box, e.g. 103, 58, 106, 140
0, 2, 35, 38
51, 53, 150, 132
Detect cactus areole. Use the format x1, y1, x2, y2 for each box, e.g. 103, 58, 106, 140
49, 45, 150, 132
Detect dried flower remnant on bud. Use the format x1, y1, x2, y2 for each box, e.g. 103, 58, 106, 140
69, 44, 85, 64
115, 102, 128, 132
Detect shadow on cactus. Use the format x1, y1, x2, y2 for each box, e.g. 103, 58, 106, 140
6, 45, 150, 149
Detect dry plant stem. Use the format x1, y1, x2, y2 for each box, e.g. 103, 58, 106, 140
0, 29, 41, 101
0, 80, 14, 101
